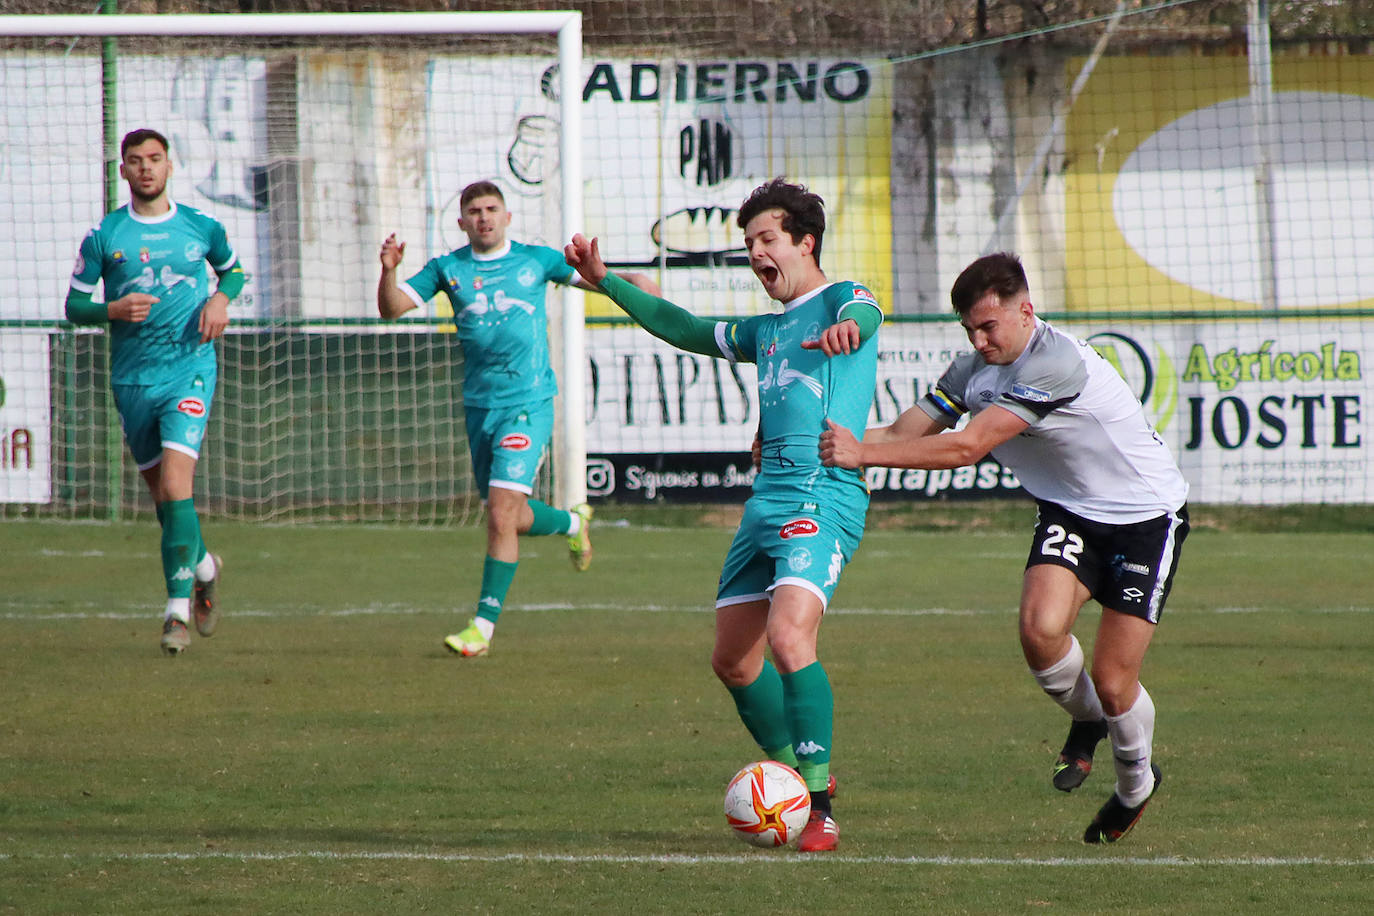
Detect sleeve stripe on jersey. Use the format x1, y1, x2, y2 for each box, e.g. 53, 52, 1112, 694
69, 277, 97, 294
925, 388, 965, 420
838, 299, 884, 319
714, 321, 739, 362
398, 281, 428, 311
212, 253, 239, 272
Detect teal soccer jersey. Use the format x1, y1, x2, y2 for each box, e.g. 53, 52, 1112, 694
718, 281, 881, 515
69, 201, 239, 385
400, 241, 574, 409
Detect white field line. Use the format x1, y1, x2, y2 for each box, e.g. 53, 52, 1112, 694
2, 602, 1372, 621
0, 850, 1371, 867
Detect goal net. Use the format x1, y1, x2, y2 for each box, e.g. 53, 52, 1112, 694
0, 12, 585, 523
3, 5, 1372, 518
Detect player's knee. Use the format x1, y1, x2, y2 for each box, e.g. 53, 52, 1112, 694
1090, 667, 1138, 715
710, 649, 752, 687
1018, 613, 1065, 661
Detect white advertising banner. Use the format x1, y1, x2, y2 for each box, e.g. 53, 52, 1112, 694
0, 332, 52, 504
584, 318, 1372, 504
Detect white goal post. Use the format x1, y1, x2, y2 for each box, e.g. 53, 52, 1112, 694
0, 11, 588, 514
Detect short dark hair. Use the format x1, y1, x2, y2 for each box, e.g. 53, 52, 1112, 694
950, 252, 1029, 316
120, 128, 170, 158
736, 178, 826, 267
460, 180, 505, 210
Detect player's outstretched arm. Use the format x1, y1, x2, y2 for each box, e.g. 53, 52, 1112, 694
565, 234, 719, 357
377, 233, 417, 320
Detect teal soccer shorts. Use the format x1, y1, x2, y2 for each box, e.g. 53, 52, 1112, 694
715, 496, 865, 610
464, 400, 554, 499
112, 370, 216, 469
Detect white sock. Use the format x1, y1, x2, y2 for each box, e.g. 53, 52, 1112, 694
473, 616, 496, 640
566, 513, 582, 537
164, 598, 191, 624
1107, 686, 1156, 807
195, 552, 217, 582
1030, 636, 1105, 723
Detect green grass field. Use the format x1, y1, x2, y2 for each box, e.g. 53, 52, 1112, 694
3, 510, 1373, 913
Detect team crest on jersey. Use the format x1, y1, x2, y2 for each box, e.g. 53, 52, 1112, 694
473, 277, 484, 290
779, 518, 819, 539
518, 267, 538, 287
1011, 383, 1051, 403
765, 338, 777, 357
139, 247, 151, 264
499, 433, 531, 451
112, 250, 127, 264
177, 397, 207, 418
184, 242, 202, 261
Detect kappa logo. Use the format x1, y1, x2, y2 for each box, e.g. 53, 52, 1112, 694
500, 433, 531, 450
177, 397, 206, 418
171, 567, 195, 582
479, 596, 501, 609
795, 741, 827, 755
779, 518, 818, 539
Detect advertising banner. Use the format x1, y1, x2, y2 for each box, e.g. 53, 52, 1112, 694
0, 332, 52, 504
585, 318, 1371, 504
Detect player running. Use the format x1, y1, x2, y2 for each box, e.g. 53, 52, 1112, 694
65, 128, 245, 655
377, 180, 659, 657
566, 178, 883, 852
821, 251, 1188, 843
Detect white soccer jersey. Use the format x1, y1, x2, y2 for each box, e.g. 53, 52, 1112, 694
920, 318, 1188, 523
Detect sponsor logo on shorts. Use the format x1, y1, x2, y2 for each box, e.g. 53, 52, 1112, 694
500, 433, 531, 450
779, 518, 818, 539
177, 397, 206, 418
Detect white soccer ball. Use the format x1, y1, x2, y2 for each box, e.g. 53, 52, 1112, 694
723, 760, 811, 847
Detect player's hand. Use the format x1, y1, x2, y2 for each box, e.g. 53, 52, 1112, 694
819, 418, 863, 469
380, 233, 406, 270
564, 233, 608, 287
199, 293, 230, 342
801, 318, 861, 356
107, 293, 157, 323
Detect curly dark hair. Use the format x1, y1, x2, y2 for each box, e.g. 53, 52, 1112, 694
736, 178, 826, 267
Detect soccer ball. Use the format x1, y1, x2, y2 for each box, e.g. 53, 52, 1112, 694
723, 760, 811, 847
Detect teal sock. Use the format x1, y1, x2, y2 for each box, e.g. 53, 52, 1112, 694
476, 556, 519, 625
156, 501, 206, 564
159, 498, 201, 599
526, 499, 572, 537
781, 661, 834, 795
726, 660, 797, 765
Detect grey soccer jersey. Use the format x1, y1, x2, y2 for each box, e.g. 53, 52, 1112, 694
920, 318, 1188, 523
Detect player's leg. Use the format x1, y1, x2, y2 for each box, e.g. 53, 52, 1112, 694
1022, 504, 1109, 790
765, 584, 835, 833
496, 402, 593, 571
156, 374, 221, 641
1082, 507, 1187, 842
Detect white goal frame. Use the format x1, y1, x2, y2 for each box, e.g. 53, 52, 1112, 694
0, 11, 588, 509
